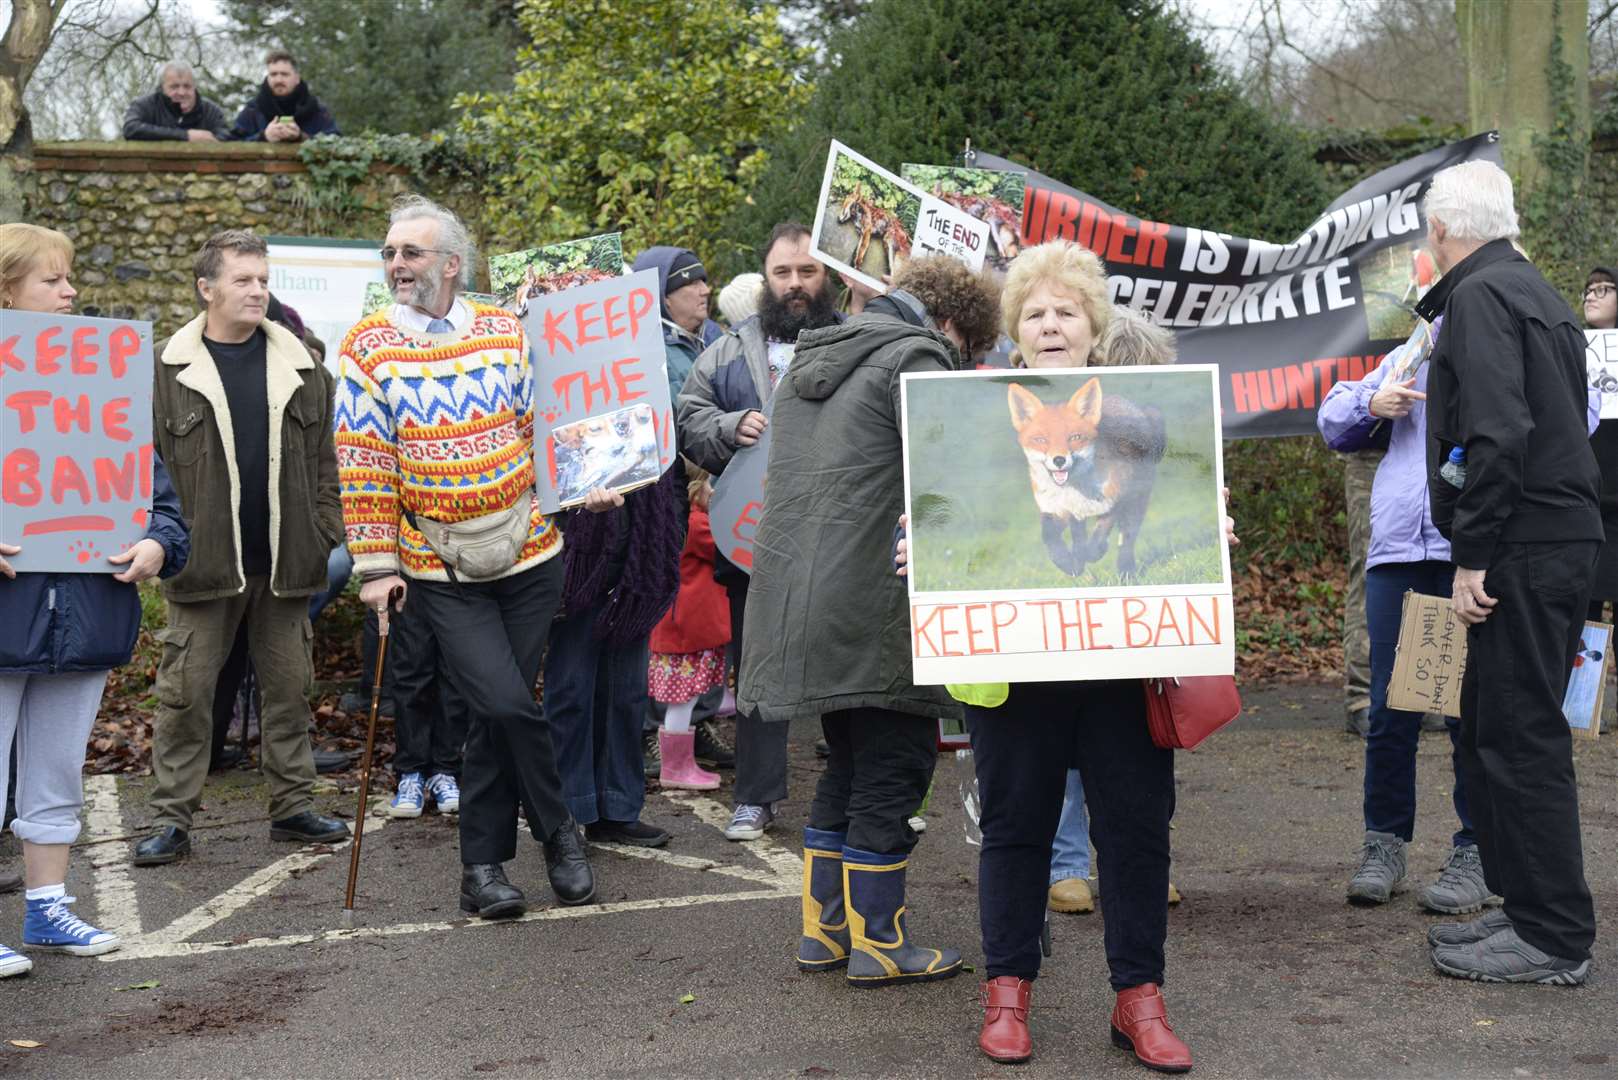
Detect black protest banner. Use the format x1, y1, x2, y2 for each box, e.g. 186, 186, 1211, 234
979, 132, 1504, 438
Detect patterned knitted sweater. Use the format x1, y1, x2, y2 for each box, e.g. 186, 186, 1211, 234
334, 303, 560, 582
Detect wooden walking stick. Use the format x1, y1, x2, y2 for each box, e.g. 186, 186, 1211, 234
343, 588, 400, 929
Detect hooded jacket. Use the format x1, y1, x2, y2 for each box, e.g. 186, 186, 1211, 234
737, 293, 965, 723
1417, 238, 1602, 569
632, 246, 723, 403
229, 78, 339, 142
122, 86, 231, 141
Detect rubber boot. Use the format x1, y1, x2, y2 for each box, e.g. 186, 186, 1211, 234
842, 845, 962, 987
657, 729, 720, 791
798, 827, 850, 971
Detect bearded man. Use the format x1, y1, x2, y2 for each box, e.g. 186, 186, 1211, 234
676, 222, 842, 841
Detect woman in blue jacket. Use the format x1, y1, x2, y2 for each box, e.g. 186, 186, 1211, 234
0, 224, 189, 978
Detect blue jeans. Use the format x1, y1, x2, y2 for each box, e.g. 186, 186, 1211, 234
542, 606, 651, 826
1366, 560, 1475, 846
308, 545, 353, 622
1049, 769, 1091, 884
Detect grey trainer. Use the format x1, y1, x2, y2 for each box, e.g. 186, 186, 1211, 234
1432, 926, 1589, 985
1418, 843, 1494, 914
1427, 907, 1512, 950
1346, 831, 1407, 905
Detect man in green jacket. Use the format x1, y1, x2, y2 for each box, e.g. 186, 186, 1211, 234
739, 256, 1001, 988
134, 230, 348, 866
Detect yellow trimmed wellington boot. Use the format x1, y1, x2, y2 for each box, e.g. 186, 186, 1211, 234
843, 846, 962, 988
798, 828, 851, 971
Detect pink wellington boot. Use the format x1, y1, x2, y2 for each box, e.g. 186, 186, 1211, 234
659, 729, 720, 790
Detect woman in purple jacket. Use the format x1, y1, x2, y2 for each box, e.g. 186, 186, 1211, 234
1318, 317, 1487, 916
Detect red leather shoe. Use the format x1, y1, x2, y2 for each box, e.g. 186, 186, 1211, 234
1110, 983, 1192, 1073
978, 976, 1032, 1063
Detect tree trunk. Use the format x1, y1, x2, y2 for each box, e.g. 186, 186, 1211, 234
0, 0, 57, 222
1457, 0, 1589, 197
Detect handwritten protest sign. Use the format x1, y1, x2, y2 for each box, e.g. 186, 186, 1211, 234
708, 427, 770, 572
1386, 591, 1466, 717
1586, 330, 1618, 419
901, 366, 1233, 684
901, 164, 1027, 275
523, 268, 672, 513
1, 310, 153, 573
811, 141, 989, 294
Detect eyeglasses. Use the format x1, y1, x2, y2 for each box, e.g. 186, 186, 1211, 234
379, 245, 451, 263
1585, 284, 1615, 299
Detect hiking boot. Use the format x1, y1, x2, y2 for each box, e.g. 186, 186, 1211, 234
693, 717, 736, 769
1346, 830, 1406, 905
725, 803, 773, 841
0, 941, 32, 977
389, 773, 425, 818
1427, 908, 1512, 950
23, 894, 120, 956
1432, 926, 1589, 985
1049, 877, 1095, 914
1418, 843, 1493, 915
425, 773, 461, 815
642, 729, 662, 778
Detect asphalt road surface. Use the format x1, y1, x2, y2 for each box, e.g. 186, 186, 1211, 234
2, 682, 1616, 1079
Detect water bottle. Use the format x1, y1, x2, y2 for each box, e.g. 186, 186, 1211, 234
1440, 446, 1466, 489
955, 749, 982, 847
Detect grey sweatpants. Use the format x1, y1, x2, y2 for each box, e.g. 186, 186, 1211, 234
0, 671, 108, 845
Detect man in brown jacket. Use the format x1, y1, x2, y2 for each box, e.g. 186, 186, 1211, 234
134, 230, 348, 866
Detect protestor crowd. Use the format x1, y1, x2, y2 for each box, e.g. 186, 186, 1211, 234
0, 98, 1608, 1076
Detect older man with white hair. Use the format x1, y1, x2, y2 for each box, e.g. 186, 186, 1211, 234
335, 196, 594, 917
122, 61, 231, 142
1415, 160, 1601, 986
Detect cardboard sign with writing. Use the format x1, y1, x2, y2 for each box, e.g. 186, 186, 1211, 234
522, 268, 672, 513
1386, 591, 1467, 717
901, 366, 1233, 684
707, 425, 770, 573
1586, 329, 1618, 420
1, 310, 154, 573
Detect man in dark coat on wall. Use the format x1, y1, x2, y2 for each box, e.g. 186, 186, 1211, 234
123, 61, 231, 142
1418, 160, 1602, 987
230, 49, 339, 143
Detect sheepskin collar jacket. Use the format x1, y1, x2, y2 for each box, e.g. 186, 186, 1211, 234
153, 314, 342, 602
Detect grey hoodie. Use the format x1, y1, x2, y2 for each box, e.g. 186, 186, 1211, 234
737, 306, 966, 723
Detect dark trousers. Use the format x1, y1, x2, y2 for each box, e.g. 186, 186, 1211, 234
729, 576, 790, 805
1365, 560, 1474, 845
1458, 540, 1598, 960
969, 679, 1173, 990
388, 603, 467, 780
410, 559, 569, 865
808, 707, 936, 854
543, 605, 650, 826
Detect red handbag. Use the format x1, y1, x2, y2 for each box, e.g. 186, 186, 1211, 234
1143, 675, 1242, 750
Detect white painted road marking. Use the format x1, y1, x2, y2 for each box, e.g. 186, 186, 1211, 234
83, 775, 143, 943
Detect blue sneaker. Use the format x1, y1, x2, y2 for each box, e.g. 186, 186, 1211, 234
389, 772, 425, 818
425, 773, 460, 814
23, 895, 119, 956
0, 941, 32, 977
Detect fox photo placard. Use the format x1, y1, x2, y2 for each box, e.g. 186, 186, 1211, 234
899, 366, 1234, 685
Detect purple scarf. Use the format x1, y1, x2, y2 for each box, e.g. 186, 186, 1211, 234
559, 466, 683, 645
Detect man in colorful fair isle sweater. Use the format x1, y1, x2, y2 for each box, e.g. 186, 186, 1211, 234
335, 196, 594, 918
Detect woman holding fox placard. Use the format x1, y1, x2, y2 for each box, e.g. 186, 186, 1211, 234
895, 240, 1236, 1071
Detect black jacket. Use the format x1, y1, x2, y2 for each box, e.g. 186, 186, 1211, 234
230, 80, 339, 141
122, 88, 230, 141
1417, 238, 1602, 569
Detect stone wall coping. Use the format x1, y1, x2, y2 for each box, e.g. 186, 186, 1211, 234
29, 140, 406, 176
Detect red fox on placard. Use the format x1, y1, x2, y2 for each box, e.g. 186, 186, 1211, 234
1008, 378, 1166, 578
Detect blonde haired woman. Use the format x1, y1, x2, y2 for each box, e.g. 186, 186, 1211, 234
0, 224, 189, 977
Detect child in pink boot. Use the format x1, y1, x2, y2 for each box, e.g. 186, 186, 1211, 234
648, 466, 731, 791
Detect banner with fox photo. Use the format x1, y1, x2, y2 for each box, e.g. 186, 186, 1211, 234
899, 366, 1234, 685
977, 132, 1504, 438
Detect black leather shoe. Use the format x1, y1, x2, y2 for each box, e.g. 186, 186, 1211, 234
270, 810, 350, 843
312, 748, 354, 774
585, 819, 670, 848
133, 826, 191, 866
543, 819, 597, 906
460, 863, 526, 919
